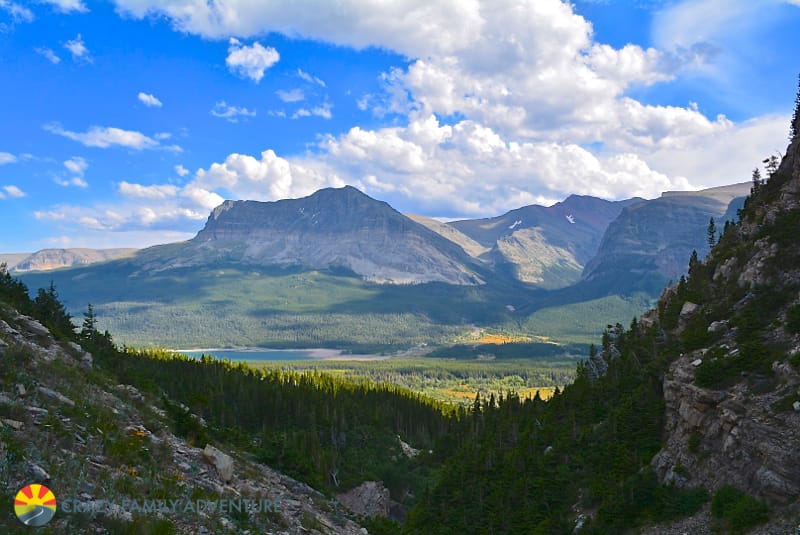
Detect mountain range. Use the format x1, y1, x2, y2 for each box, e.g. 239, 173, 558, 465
13, 182, 750, 349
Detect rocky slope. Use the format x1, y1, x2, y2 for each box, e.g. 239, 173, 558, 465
581, 183, 750, 295
137, 186, 483, 285
444, 195, 641, 288
0, 304, 366, 533
1, 248, 137, 273
638, 135, 800, 531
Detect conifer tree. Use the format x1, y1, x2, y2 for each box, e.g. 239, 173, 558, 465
707, 217, 716, 247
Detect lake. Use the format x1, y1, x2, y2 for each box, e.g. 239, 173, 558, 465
178, 348, 387, 361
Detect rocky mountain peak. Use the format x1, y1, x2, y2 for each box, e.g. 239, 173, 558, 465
184, 185, 484, 285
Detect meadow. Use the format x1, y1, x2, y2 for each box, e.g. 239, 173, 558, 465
245, 356, 577, 405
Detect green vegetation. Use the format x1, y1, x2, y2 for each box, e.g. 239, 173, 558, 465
711, 485, 769, 533
19, 262, 653, 351
520, 293, 653, 344
251, 357, 575, 405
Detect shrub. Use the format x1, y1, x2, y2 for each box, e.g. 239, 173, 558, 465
712, 485, 769, 533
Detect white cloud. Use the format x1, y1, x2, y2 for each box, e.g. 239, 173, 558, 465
119, 181, 179, 199
210, 101, 256, 123
111, 0, 483, 57
108, 0, 740, 149
63, 156, 88, 175
35, 47, 61, 63
41, 0, 89, 13
138, 92, 163, 107
276, 88, 304, 103
225, 38, 279, 83
44, 123, 159, 149
0, 152, 16, 164
292, 102, 332, 120
0, 0, 34, 22
55, 177, 89, 188
297, 68, 325, 87
174, 164, 189, 176
64, 33, 90, 61
1, 185, 26, 199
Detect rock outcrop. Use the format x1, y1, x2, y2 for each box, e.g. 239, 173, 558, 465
645, 129, 800, 524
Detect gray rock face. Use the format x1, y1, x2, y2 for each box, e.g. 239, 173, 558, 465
653, 355, 800, 504
202, 444, 235, 483
337, 481, 405, 521
148, 186, 483, 285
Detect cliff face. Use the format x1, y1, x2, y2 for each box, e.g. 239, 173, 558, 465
649, 136, 800, 513
582, 183, 750, 295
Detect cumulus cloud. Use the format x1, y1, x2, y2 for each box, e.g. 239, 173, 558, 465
0, 152, 16, 164
226, 38, 279, 82
50, 0, 790, 240
138, 92, 163, 107
292, 102, 332, 120
55, 177, 88, 188
64, 156, 88, 175
0, 0, 34, 22
41, 0, 89, 13
0, 185, 26, 199
64, 33, 90, 61
276, 88, 304, 103
44, 123, 159, 149
210, 101, 256, 122
35, 47, 61, 63
174, 164, 189, 176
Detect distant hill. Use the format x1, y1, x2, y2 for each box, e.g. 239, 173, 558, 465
2, 248, 137, 273
580, 182, 750, 295
0, 252, 30, 270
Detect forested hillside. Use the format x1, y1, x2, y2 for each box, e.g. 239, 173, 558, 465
404, 86, 800, 534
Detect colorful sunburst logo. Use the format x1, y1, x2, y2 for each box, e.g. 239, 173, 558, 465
14, 484, 57, 527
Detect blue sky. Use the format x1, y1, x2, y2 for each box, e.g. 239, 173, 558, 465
0, 0, 798, 252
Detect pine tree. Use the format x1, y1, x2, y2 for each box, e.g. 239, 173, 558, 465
707, 217, 717, 247
80, 303, 98, 344
751, 168, 762, 196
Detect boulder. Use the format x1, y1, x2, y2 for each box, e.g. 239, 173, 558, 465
37, 386, 75, 407
203, 444, 234, 483
680, 302, 700, 317
338, 481, 396, 519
